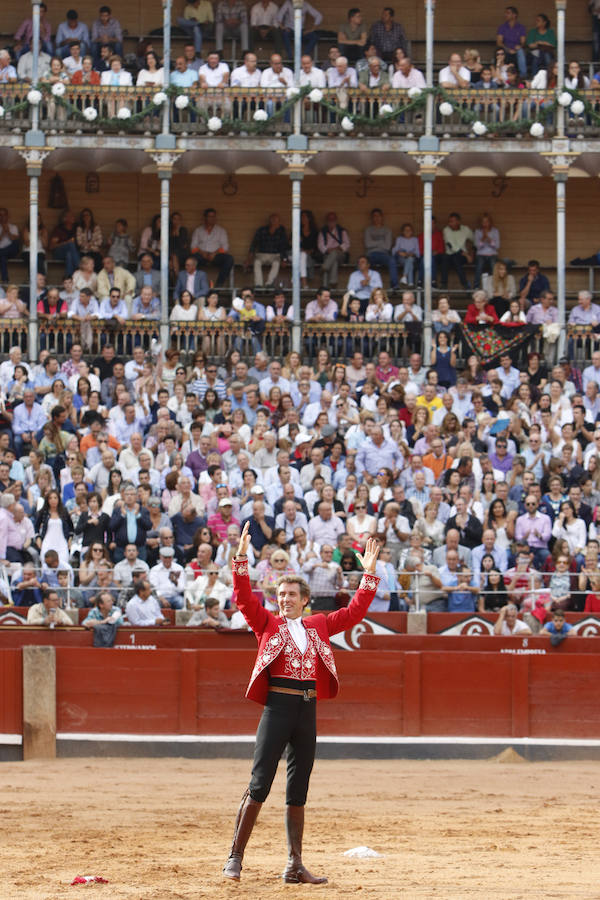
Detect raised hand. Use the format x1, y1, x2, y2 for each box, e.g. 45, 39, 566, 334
237, 521, 251, 558
355, 537, 381, 574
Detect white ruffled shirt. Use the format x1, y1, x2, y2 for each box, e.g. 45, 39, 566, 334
286, 616, 308, 654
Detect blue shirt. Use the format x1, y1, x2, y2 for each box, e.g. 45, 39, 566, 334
170, 68, 198, 87
132, 295, 160, 320
99, 298, 129, 320
544, 621, 573, 634
12, 402, 47, 436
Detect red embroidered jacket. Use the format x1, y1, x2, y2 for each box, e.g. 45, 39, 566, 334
232, 558, 381, 705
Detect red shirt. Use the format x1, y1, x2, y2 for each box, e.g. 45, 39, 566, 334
464, 303, 499, 324
418, 228, 445, 256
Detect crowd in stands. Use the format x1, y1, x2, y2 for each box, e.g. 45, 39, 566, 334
1, 4, 600, 97
0, 202, 566, 309
0, 269, 599, 632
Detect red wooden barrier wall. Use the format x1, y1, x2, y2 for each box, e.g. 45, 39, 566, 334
0, 650, 22, 735
3, 644, 600, 739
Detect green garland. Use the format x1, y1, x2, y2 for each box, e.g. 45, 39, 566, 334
1, 82, 596, 136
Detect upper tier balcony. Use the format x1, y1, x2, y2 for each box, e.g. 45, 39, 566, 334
2, 85, 600, 141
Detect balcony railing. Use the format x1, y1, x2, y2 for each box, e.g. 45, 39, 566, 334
2, 85, 600, 138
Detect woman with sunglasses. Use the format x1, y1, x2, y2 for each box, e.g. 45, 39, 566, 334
260, 548, 296, 612
78, 540, 111, 587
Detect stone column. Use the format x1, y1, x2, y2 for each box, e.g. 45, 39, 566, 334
18, 146, 53, 354
541, 147, 578, 357
277, 148, 316, 352
409, 151, 448, 362
147, 150, 183, 349
424, 0, 436, 137
556, 1, 567, 138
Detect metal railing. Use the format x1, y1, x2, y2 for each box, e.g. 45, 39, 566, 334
2, 85, 600, 137
1, 318, 566, 365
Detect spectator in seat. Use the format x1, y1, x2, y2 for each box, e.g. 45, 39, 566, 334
526, 13, 556, 76
249, 0, 281, 54
230, 50, 261, 87
246, 214, 289, 289
97, 256, 135, 302
178, 0, 214, 55
438, 52, 471, 88
493, 602, 532, 635
441, 212, 473, 291
393, 223, 420, 287
473, 214, 500, 289
515, 493, 552, 569
26, 589, 73, 626
276, 0, 323, 60
338, 8, 368, 63
0, 208, 21, 284
171, 54, 200, 89
326, 55, 358, 88
199, 50, 230, 88
464, 290, 499, 325
135, 253, 161, 295
126, 577, 167, 626
91, 5, 123, 64
518, 259, 550, 307
364, 208, 397, 292
56, 9, 90, 59
70, 54, 101, 84
496, 5, 527, 77
14, 3, 53, 58
317, 213, 350, 289
190, 208, 234, 289
17, 45, 52, 82
63, 40, 84, 77
174, 256, 209, 303
0, 50, 17, 84
149, 546, 186, 610
137, 50, 164, 87
368, 7, 408, 63
305, 288, 338, 322
568, 290, 600, 326
187, 595, 231, 627
100, 53, 133, 86
358, 55, 389, 91
215, 0, 249, 53
482, 261, 516, 318
391, 55, 426, 89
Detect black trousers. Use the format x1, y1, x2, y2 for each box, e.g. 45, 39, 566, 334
249, 691, 317, 806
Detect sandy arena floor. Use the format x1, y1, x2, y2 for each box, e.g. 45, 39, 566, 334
2, 754, 600, 899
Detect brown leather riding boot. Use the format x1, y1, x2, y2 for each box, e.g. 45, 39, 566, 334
282, 804, 328, 884
222, 790, 262, 881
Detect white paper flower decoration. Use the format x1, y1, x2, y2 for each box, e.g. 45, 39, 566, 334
0, 105, 5, 118
341, 116, 354, 131
153, 91, 167, 106
570, 99, 585, 116
286, 86, 300, 99
557, 91, 572, 107
308, 88, 323, 103
207, 116, 222, 131
117, 107, 131, 120
439, 101, 453, 117
529, 121, 544, 137
51, 82, 66, 97
407, 86, 422, 99
27, 90, 42, 105
253, 109, 268, 121
472, 120, 487, 135
379, 103, 393, 115
175, 94, 189, 109
83, 106, 98, 121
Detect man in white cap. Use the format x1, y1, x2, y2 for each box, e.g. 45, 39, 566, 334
207, 496, 241, 543
149, 546, 186, 610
